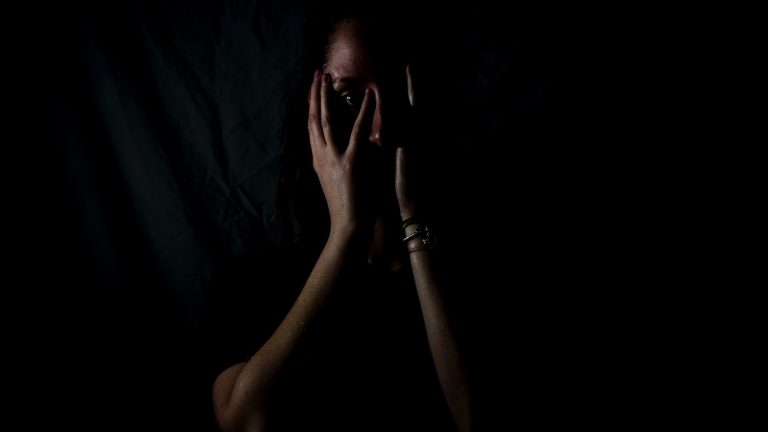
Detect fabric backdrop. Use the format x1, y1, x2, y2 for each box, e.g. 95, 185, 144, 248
18, 1, 644, 429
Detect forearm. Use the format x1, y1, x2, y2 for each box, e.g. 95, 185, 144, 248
214, 228, 357, 431
406, 224, 474, 432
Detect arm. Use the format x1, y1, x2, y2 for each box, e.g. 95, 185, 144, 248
395, 64, 474, 432
212, 228, 356, 432
406, 223, 474, 432
397, 163, 474, 432
212, 71, 374, 432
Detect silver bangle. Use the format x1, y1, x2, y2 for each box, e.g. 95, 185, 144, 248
402, 228, 425, 243
402, 225, 436, 251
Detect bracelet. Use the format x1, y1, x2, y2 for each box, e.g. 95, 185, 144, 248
402, 227, 425, 243
402, 224, 436, 251
401, 217, 419, 229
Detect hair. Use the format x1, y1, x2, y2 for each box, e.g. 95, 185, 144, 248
275, 2, 419, 250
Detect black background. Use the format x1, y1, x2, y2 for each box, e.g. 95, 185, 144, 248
9, 0, 674, 430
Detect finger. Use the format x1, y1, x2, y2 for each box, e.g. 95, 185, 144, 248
406, 63, 415, 108
319, 73, 336, 151
346, 88, 374, 159
308, 70, 326, 149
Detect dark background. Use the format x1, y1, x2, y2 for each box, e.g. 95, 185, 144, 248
11, 0, 669, 429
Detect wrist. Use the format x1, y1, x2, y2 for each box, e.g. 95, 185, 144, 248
329, 221, 358, 243
403, 221, 423, 236
399, 206, 416, 221
401, 220, 435, 253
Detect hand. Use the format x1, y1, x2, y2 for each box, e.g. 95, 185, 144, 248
395, 63, 417, 219
308, 71, 374, 235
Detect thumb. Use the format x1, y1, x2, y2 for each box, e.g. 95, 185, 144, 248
395, 146, 416, 217
396, 146, 406, 181
406, 63, 415, 108
395, 146, 407, 197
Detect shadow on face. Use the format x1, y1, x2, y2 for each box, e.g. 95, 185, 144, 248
323, 19, 412, 152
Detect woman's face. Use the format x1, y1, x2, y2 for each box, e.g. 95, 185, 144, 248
323, 19, 410, 151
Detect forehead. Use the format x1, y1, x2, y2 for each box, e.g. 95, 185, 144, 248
325, 19, 406, 79
325, 21, 371, 76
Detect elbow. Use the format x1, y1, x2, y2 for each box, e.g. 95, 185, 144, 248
212, 389, 242, 432
213, 363, 268, 432
214, 398, 267, 432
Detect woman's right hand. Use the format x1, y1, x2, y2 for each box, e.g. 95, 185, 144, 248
308, 71, 374, 237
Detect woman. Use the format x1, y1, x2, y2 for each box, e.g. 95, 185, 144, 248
213, 6, 472, 431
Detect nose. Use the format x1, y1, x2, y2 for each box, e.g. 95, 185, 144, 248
368, 89, 383, 147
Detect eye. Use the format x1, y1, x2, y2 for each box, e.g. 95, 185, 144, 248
341, 91, 363, 108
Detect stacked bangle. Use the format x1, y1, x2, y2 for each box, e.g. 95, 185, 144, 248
402, 223, 435, 252
401, 217, 419, 229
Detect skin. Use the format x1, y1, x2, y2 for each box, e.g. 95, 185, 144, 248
212, 20, 473, 432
